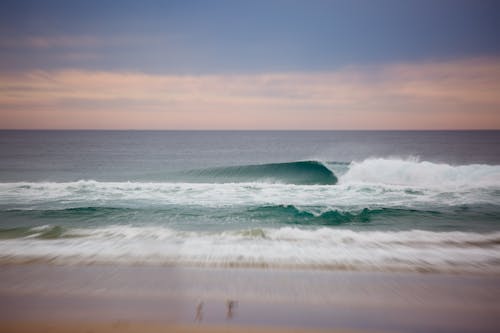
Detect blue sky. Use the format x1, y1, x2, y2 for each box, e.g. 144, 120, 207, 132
0, 1, 499, 129
1, 0, 499, 73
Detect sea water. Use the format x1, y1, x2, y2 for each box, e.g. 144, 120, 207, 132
0, 130, 499, 273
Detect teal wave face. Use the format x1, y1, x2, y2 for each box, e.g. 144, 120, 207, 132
237, 204, 500, 231
2, 203, 500, 236
181, 160, 338, 185
207, 204, 496, 229
247, 205, 437, 226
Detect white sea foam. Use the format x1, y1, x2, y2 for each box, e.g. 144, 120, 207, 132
340, 157, 500, 188
0, 161, 498, 211
0, 225, 499, 273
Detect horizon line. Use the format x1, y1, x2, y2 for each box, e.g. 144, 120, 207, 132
1, 128, 499, 132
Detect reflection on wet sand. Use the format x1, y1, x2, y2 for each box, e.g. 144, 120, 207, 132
226, 299, 238, 320
195, 301, 204, 323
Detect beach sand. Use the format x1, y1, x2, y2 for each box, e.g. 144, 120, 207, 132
0, 264, 499, 333
0, 322, 371, 333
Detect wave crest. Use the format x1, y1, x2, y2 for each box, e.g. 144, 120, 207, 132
340, 157, 500, 188
183, 160, 337, 185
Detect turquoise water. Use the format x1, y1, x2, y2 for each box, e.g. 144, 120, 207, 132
0, 130, 499, 272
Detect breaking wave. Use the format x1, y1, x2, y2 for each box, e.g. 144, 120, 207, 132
0, 225, 499, 273
1, 157, 500, 273
340, 157, 500, 188
182, 160, 337, 185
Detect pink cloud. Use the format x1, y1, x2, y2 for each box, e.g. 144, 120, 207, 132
0, 57, 499, 129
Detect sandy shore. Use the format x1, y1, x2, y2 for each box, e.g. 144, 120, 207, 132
0, 322, 373, 333
0, 264, 499, 332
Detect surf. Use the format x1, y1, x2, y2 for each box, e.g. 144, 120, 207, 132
340, 157, 500, 188
1, 225, 499, 273
181, 160, 338, 185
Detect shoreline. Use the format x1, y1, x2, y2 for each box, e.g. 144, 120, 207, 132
1, 259, 499, 276
1, 263, 499, 332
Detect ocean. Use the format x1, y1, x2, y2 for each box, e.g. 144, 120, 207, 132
1, 130, 499, 273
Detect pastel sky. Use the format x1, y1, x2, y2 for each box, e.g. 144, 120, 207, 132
1, 0, 500, 129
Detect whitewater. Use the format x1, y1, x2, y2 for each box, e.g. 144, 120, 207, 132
1, 154, 499, 274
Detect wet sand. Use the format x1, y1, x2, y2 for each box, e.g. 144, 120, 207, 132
0, 264, 499, 332
0, 322, 372, 333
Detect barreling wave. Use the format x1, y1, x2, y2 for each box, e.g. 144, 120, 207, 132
1, 225, 500, 273
340, 157, 500, 188
182, 160, 337, 185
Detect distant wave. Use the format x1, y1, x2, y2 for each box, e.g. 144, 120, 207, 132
1, 225, 499, 273
182, 160, 338, 185
340, 157, 500, 188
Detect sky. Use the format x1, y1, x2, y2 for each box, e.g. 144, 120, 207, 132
0, 0, 499, 130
